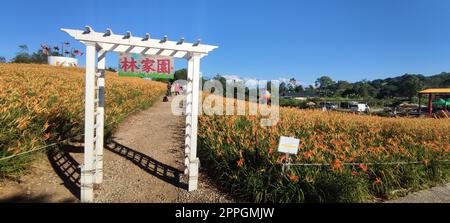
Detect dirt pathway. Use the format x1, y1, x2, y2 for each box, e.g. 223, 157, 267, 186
0, 97, 231, 203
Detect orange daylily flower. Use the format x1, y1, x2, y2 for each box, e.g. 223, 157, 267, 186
237, 158, 245, 167
373, 178, 382, 185
289, 175, 299, 182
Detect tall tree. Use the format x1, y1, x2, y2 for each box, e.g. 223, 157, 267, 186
294, 84, 304, 93
279, 82, 287, 96
287, 78, 298, 93
212, 74, 227, 96
315, 76, 335, 97
352, 80, 376, 98
12, 45, 31, 63
315, 76, 335, 88
174, 68, 187, 80
399, 75, 423, 100
30, 49, 48, 64
305, 85, 315, 94
334, 80, 351, 96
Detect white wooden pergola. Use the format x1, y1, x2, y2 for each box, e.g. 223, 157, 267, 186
62, 26, 218, 202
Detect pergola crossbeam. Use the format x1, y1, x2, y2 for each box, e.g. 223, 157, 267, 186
61, 28, 217, 55
97, 43, 188, 58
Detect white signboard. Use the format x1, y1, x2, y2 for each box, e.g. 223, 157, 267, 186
277, 136, 300, 154
48, 56, 78, 67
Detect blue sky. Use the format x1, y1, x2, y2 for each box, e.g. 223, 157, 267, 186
1, 0, 450, 85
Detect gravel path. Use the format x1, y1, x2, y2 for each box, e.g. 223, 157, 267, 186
387, 183, 450, 203
0, 97, 231, 203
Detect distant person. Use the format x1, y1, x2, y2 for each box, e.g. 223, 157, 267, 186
261, 90, 271, 105
175, 83, 180, 96
167, 81, 172, 96
265, 91, 271, 105
171, 83, 175, 96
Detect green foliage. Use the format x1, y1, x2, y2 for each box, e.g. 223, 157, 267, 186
399, 75, 424, 100
11, 45, 48, 64
315, 76, 336, 97
307, 73, 449, 102
174, 68, 187, 80
279, 98, 302, 107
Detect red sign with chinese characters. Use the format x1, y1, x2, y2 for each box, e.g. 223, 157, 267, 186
118, 53, 174, 79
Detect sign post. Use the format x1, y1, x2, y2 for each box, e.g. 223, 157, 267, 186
277, 136, 300, 172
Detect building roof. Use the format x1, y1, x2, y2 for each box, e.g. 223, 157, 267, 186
418, 88, 450, 94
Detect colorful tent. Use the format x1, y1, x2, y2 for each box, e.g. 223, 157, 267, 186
432, 98, 447, 106
418, 88, 450, 115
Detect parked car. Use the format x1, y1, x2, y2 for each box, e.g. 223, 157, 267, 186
323, 102, 338, 110
350, 103, 370, 113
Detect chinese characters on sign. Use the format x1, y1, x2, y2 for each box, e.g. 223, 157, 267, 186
118, 53, 174, 79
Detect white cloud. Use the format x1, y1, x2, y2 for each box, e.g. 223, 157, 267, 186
276, 77, 315, 87
244, 78, 259, 88
221, 74, 311, 89
222, 75, 242, 81
221, 75, 259, 88
278, 77, 289, 83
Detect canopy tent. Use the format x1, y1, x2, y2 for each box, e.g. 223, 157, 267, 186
418, 88, 450, 115
418, 88, 450, 94
432, 98, 450, 106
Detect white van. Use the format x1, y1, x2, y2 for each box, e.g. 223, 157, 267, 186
350, 103, 370, 113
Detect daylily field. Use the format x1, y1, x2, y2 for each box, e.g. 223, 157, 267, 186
198, 106, 450, 202
1, 63, 449, 202
0, 63, 166, 176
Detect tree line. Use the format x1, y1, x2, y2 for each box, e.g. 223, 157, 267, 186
279, 74, 449, 101
171, 68, 450, 101
4, 45, 49, 64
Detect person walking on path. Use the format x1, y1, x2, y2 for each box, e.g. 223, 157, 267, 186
175, 82, 180, 96
171, 83, 175, 96
167, 81, 172, 97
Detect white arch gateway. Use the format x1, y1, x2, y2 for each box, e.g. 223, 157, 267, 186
62, 26, 218, 202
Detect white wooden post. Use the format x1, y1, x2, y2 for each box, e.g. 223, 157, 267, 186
184, 58, 193, 157
81, 42, 96, 202
188, 53, 201, 191
95, 49, 106, 184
